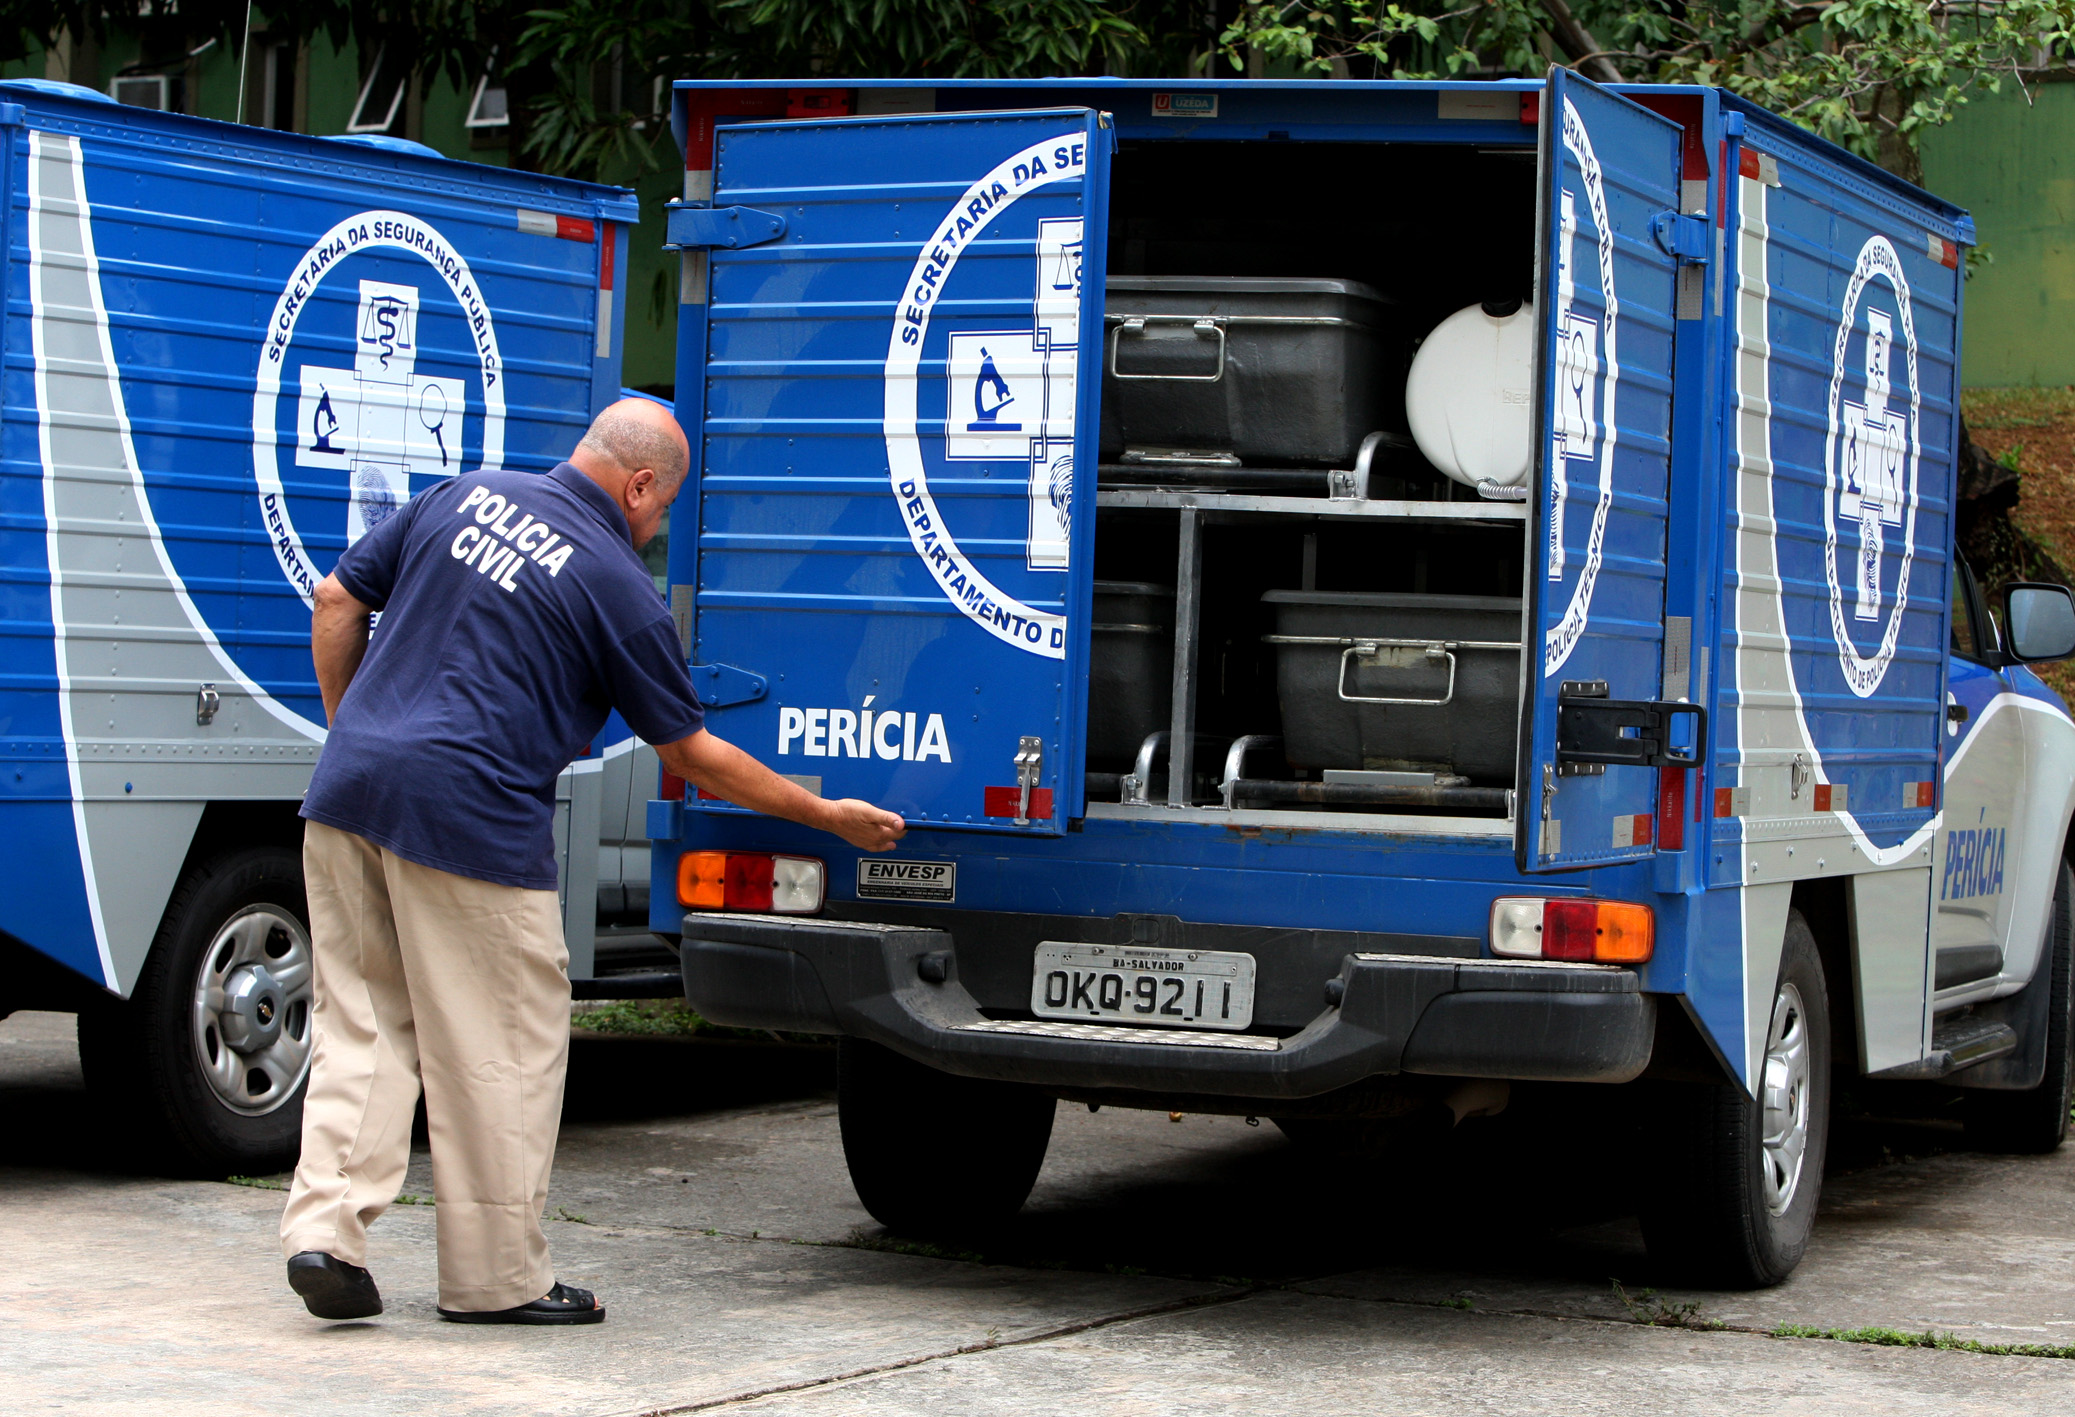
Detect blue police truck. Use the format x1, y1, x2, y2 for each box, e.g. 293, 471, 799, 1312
0, 80, 663, 1172
654, 75, 2075, 1287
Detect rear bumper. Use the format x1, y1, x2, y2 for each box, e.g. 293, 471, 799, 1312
680, 913, 1655, 1098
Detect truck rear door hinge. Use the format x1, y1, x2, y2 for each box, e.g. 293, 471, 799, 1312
1556, 681, 1706, 770
690, 661, 769, 708
1650, 211, 1711, 264
663, 204, 788, 251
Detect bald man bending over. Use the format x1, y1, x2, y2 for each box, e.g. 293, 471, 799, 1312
280, 400, 904, 1326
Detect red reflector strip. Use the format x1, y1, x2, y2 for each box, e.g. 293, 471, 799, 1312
1812, 782, 1849, 812
1715, 785, 1750, 818
1927, 233, 1959, 269
1657, 767, 1686, 851
517, 208, 596, 243
1738, 148, 1761, 179
659, 770, 686, 801
983, 786, 1054, 820
600, 227, 616, 291
695, 787, 727, 803
1612, 813, 1653, 849
1518, 93, 1539, 125
1905, 780, 1936, 809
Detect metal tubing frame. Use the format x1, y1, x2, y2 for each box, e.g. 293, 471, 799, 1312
1168, 507, 1204, 808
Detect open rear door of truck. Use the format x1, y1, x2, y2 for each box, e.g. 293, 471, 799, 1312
681, 108, 1112, 834
1517, 70, 1692, 872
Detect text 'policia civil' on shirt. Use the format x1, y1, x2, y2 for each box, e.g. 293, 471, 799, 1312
447, 483, 577, 591
302, 463, 704, 890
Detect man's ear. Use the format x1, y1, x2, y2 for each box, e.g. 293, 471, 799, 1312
627, 468, 657, 504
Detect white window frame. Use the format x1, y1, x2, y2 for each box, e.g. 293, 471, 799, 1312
345, 45, 407, 134
466, 49, 510, 130
109, 73, 169, 110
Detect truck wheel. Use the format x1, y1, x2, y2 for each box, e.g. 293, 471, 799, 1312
1639, 912, 1831, 1288
1965, 861, 2075, 1154
78, 845, 313, 1176
837, 1038, 1055, 1240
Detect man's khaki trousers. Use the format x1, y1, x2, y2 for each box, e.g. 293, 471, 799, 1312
281, 821, 570, 1312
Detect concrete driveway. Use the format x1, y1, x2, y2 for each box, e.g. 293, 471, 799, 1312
4, 1008, 2074, 1416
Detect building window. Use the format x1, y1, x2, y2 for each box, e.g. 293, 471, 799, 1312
110, 74, 169, 110
346, 45, 407, 134
465, 70, 508, 129
260, 39, 297, 130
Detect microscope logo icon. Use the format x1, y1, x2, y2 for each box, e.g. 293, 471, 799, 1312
941, 217, 1082, 571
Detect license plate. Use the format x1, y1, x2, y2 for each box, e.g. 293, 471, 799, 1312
1030, 943, 1256, 1031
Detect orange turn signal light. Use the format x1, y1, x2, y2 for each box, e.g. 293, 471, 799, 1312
677, 850, 727, 908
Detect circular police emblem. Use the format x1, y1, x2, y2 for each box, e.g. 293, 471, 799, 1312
883, 134, 1090, 659
1822, 236, 1919, 698
1542, 96, 1622, 678
250, 210, 507, 605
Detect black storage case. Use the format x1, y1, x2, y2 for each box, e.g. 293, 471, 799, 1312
1263, 590, 1524, 783
1100, 277, 1400, 468
1088, 581, 1175, 767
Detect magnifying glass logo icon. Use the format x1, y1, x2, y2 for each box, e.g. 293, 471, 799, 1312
418, 384, 450, 467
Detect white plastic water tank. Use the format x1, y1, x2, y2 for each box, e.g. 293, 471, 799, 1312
1405, 300, 1535, 489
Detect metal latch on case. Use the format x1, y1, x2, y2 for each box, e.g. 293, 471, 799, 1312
1013, 736, 1044, 826
1555, 680, 1707, 769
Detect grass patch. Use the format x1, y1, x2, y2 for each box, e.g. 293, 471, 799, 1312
1962, 386, 2075, 431
1773, 1322, 2075, 1360
569, 998, 825, 1045
825, 1226, 989, 1264
224, 1174, 287, 1191
1612, 1280, 1723, 1330
552, 1206, 591, 1224
395, 1192, 433, 1206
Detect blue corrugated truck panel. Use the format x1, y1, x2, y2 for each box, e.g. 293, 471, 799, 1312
0, 82, 636, 990
655, 77, 2071, 1095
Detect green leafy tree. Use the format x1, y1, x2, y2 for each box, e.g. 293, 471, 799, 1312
1221, 0, 2075, 176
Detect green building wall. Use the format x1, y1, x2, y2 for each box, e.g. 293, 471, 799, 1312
1923, 83, 2075, 389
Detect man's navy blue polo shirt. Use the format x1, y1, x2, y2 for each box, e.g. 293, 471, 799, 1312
301, 463, 704, 891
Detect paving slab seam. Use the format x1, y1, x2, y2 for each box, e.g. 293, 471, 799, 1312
1286, 1285, 2075, 1363
627, 1283, 1262, 1416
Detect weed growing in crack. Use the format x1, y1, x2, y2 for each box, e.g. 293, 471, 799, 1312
1773, 1323, 2075, 1360
1612, 1280, 1722, 1329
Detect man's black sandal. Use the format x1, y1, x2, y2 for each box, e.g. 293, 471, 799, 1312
287, 1251, 383, 1320
438, 1282, 604, 1326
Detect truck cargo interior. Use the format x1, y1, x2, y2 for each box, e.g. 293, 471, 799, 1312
1086, 139, 1541, 825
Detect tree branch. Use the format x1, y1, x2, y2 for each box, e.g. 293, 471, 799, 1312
1539, 0, 1624, 83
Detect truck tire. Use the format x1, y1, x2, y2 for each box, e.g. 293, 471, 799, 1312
837, 1038, 1055, 1240
1639, 911, 1831, 1289
77, 845, 313, 1176
1965, 861, 2075, 1154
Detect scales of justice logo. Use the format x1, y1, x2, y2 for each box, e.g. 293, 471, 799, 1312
252, 210, 506, 606
1822, 235, 1921, 698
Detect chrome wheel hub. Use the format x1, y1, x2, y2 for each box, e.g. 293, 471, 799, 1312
1759, 980, 1811, 1217
191, 906, 313, 1117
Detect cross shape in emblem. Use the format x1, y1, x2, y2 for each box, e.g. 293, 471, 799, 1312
1839, 308, 1906, 622
294, 278, 465, 545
